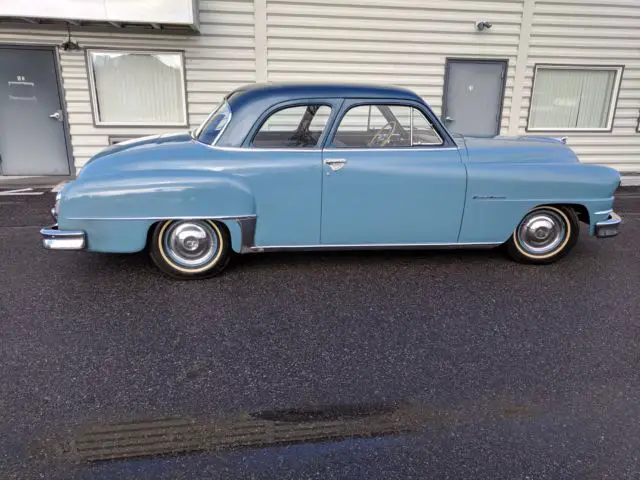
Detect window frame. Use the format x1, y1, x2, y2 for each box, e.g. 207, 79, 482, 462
327, 100, 447, 150
86, 48, 188, 128
194, 101, 232, 146
244, 100, 335, 149
526, 64, 624, 133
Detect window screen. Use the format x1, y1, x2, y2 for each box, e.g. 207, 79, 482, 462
89, 51, 186, 126
528, 66, 621, 130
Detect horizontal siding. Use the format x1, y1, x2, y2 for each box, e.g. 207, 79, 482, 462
266, 0, 524, 133
521, 0, 640, 172
1, 0, 638, 173
0, 0, 255, 168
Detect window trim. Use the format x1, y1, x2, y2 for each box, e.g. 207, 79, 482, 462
328, 101, 445, 149
86, 49, 188, 128
526, 64, 624, 133
194, 101, 232, 146
245, 101, 334, 149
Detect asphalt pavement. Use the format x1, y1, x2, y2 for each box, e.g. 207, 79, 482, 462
0, 187, 639, 479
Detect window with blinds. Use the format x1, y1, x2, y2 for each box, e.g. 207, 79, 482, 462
88, 50, 187, 126
527, 65, 622, 131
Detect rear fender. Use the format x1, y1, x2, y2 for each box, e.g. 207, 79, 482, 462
59, 171, 256, 253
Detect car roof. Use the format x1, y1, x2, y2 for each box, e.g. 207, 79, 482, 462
226, 82, 423, 104
214, 82, 442, 148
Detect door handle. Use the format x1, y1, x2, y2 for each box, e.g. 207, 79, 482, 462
445, 116, 454, 122
325, 158, 347, 171
49, 110, 63, 122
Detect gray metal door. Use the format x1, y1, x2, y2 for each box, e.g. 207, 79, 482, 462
0, 47, 70, 175
442, 59, 507, 136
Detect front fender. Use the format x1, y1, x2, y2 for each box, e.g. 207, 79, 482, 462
459, 163, 620, 243
58, 171, 256, 253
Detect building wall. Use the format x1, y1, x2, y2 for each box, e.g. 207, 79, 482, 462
0, 0, 256, 168
264, 0, 523, 135
522, 0, 640, 172
0, 0, 638, 172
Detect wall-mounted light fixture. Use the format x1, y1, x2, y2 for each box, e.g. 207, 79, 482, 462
60, 24, 81, 51
475, 21, 493, 31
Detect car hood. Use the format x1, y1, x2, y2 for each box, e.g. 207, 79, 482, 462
455, 134, 579, 164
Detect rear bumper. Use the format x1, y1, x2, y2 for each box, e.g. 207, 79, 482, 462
595, 212, 621, 238
41, 224, 86, 250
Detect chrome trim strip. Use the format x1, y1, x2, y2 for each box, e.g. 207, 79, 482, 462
208, 146, 459, 153
410, 108, 413, 146
210, 102, 232, 146
322, 147, 458, 153
248, 242, 500, 253
594, 209, 613, 215
65, 215, 257, 221
41, 224, 86, 250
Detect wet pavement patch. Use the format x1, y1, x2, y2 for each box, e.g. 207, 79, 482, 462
56, 405, 450, 463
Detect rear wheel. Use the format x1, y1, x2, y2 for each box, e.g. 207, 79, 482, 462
150, 219, 231, 279
506, 206, 579, 264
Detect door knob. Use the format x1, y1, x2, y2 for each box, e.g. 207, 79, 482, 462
49, 110, 63, 122
325, 158, 347, 171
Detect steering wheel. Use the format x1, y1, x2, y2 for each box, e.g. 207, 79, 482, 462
368, 121, 398, 147
291, 130, 315, 147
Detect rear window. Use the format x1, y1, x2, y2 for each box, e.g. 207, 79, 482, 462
195, 102, 231, 145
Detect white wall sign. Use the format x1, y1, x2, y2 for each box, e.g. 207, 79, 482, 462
1, 0, 196, 26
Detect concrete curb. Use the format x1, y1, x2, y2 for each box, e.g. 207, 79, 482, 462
0, 175, 74, 189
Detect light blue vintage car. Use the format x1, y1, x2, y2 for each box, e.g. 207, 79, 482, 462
42, 82, 622, 279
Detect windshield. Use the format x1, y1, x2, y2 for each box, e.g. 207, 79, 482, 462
194, 101, 231, 145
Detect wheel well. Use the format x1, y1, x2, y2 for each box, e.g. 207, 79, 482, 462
145, 221, 161, 251
547, 203, 590, 225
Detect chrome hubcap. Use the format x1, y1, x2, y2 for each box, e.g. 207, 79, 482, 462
517, 210, 566, 255
163, 221, 219, 268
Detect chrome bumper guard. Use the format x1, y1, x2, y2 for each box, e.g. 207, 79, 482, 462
595, 212, 622, 238
41, 224, 86, 250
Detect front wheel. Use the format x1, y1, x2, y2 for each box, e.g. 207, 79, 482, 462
150, 219, 231, 279
506, 206, 579, 264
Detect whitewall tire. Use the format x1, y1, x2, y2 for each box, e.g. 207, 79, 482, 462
150, 220, 231, 279
506, 206, 579, 264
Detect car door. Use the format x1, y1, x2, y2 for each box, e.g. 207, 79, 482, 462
320, 100, 467, 245
235, 99, 339, 247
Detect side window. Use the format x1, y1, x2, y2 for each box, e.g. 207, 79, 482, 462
252, 105, 331, 148
332, 104, 442, 148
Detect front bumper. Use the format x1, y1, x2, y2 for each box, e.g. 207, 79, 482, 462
595, 212, 622, 238
41, 224, 86, 250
